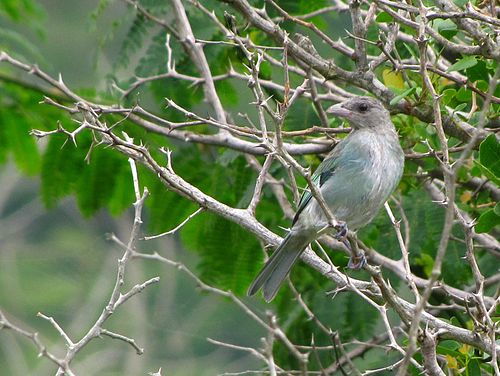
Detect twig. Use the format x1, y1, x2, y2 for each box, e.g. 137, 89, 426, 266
170, 0, 227, 124
307, 69, 329, 128
248, 153, 274, 215
143, 207, 204, 240
99, 328, 144, 355
121, 0, 179, 37
0, 310, 73, 375
384, 202, 419, 300
37, 312, 74, 347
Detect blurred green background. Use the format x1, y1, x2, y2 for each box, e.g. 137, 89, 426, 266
0, 1, 263, 374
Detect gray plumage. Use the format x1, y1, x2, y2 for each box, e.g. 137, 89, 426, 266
248, 96, 405, 302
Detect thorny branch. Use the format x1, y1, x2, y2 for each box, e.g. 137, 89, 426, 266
1, 157, 160, 375
1, 0, 499, 374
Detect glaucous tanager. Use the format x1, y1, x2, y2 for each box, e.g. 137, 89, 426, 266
248, 96, 405, 302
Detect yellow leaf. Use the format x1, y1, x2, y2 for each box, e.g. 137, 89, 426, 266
446, 354, 458, 369
460, 191, 472, 204
458, 344, 470, 355
382, 69, 405, 89
439, 77, 454, 87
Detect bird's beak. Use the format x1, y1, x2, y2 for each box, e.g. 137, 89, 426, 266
326, 103, 351, 119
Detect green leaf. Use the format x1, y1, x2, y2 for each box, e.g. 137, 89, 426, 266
146, 177, 195, 234
414, 253, 434, 278
75, 147, 128, 217
402, 42, 419, 61
0, 28, 47, 64
342, 294, 378, 340
116, 13, 152, 70
216, 80, 239, 107
453, 103, 467, 113
389, 87, 416, 105
465, 59, 490, 82
441, 88, 456, 105
479, 134, 500, 177
375, 12, 393, 23
181, 212, 261, 294
443, 238, 472, 285
475, 208, 500, 233
134, 30, 172, 77
217, 149, 240, 167
466, 359, 481, 376
456, 87, 472, 101
0, 110, 41, 175
475, 163, 500, 186
0, 114, 8, 165
0, 0, 41, 22
434, 19, 457, 39
438, 340, 460, 352
41, 133, 90, 208
89, 0, 114, 27
106, 162, 135, 216
285, 98, 320, 130
447, 56, 478, 72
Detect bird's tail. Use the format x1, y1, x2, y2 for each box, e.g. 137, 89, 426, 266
247, 231, 310, 302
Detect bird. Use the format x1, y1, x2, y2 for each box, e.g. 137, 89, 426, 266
248, 96, 405, 302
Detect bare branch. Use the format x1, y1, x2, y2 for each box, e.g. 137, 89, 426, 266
143, 207, 204, 240
37, 313, 74, 348
384, 202, 420, 301
99, 329, 144, 355
421, 330, 446, 376
171, 0, 226, 124
349, 0, 368, 71
0, 310, 73, 375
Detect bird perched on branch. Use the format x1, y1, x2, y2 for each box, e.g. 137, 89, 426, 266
248, 96, 405, 302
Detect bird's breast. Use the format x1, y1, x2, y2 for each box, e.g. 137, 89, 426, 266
298, 131, 404, 232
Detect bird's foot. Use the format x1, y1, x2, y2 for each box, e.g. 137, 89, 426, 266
334, 221, 348, 240
347, 253, 367, 270
334, 223, 366, 270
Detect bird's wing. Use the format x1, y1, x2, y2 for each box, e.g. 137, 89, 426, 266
292, 143, 344, 224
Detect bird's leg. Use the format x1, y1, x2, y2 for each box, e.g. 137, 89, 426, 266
334, 224, 366, 270
333, 221, 348, 239
346, 235, 366, 270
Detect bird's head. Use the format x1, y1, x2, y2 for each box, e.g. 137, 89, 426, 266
326, 96, 392, 130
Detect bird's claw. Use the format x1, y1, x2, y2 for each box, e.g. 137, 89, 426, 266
333, 222, 366, 270
334, 221, 348, 240
347, 254, 367, 270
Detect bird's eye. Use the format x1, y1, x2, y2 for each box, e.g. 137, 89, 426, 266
358, 103, 369, 112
